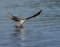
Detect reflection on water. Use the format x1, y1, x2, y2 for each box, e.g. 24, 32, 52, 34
10, 30, 27, 47
0, 0, 60, 47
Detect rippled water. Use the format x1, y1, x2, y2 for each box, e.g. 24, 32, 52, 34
0, 0, 60, 47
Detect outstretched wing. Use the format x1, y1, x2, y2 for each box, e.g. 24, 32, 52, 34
9, 15, 20, 22
26, 9, 42, 20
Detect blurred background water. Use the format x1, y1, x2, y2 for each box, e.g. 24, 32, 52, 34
0, 0, 60, 47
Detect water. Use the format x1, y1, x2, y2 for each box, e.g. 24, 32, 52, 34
0, 0, 60, 47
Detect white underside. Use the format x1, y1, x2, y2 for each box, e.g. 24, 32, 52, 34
19, 19, 26, 24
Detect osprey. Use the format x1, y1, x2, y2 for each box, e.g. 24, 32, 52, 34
9, 10, 42, 29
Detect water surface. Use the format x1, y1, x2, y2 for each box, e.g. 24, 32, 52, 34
0, 0, 60, 47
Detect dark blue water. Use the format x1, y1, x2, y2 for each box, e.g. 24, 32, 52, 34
0, 0, 60, 47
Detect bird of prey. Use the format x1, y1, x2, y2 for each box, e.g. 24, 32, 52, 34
9, 9, 42, 29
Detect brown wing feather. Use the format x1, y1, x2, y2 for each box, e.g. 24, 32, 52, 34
26, 9, 42, 20
9, 15, 20, 22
